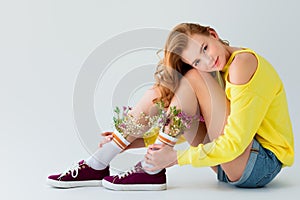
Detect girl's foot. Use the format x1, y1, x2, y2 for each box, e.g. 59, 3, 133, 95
47, 160, 109, 188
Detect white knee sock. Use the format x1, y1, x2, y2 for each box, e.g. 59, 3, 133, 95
86, 131, 130, 170
141, 160, 162, 174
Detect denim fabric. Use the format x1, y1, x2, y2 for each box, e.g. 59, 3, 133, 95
217, 139, 282, 188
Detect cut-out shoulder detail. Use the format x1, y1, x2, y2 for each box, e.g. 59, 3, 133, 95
227, 52, 258, 85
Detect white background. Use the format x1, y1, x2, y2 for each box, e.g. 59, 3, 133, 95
0, 0, 299, 199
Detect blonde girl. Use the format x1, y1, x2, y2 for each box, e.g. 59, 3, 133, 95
47, 23, 294, 189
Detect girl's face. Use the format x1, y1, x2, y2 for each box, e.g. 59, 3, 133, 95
181, 31, 230, 72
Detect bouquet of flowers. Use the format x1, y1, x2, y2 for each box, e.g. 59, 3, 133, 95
112, 102, 199, 147
154, 104, 199, 146
113, 106, 160, 139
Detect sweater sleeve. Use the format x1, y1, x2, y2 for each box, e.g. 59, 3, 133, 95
177, 87, 271, 167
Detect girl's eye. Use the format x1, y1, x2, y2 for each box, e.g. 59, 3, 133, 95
203, 45, 208, 53
194, 59, 200, 67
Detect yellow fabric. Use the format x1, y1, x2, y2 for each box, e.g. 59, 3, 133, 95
177, 48, 294, 167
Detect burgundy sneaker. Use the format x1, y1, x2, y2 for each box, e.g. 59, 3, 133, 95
47, 160, 109, 188
102, 162, 166, 191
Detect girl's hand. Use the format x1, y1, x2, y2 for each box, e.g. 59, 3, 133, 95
99, 132, 146, 150
99, 132, 114, 148
144, 144, 178, 171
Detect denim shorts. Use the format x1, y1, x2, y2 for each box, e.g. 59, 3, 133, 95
217, 139, 282, 188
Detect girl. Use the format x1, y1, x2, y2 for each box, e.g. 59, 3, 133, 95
47, 23, 294, 190
142, 23, 294, 188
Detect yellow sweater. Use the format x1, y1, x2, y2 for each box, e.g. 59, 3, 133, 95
177, 48, 294, 167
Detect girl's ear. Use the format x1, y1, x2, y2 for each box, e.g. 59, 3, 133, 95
208, 28, 219, 40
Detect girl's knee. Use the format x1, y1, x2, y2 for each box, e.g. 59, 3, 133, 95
179, 69, 207, 91
183, 69, 203, 82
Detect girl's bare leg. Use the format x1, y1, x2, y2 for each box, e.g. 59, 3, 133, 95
124, 86, 161, 143
87, 86, 161, 170
169, 69, 252, 182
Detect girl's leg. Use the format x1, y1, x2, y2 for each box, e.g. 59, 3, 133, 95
86, 86, 160, 169
169, 69, 253, 182
165, 71, 206, 146
47, 87, 161, 188
125, 86, 161, 142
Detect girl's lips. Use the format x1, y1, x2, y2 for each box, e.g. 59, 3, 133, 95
214, 57, 219, 67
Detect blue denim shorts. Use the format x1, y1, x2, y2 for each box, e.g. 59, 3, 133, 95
217, 139, 282, 188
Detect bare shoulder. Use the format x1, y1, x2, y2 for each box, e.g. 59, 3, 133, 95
228, 52, 258, 85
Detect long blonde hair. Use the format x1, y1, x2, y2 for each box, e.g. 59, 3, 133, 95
153, 23, 228, 107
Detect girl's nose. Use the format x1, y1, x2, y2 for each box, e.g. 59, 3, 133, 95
199, 54, 213, 68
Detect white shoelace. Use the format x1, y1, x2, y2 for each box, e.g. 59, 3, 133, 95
117, 164, 143, 179
118, 168, 136, 179
58, 162, 82, 179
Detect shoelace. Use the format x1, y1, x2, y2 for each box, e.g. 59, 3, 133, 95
117, 167, 136, 179
58, 162, 82, 179
117, 164, 143, 179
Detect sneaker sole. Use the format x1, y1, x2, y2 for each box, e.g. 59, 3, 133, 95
47, 178, 102, 188
102, 179, 167, 191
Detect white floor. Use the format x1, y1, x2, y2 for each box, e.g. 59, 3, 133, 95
42, 168, 299, 200
2, 141, 299, 200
